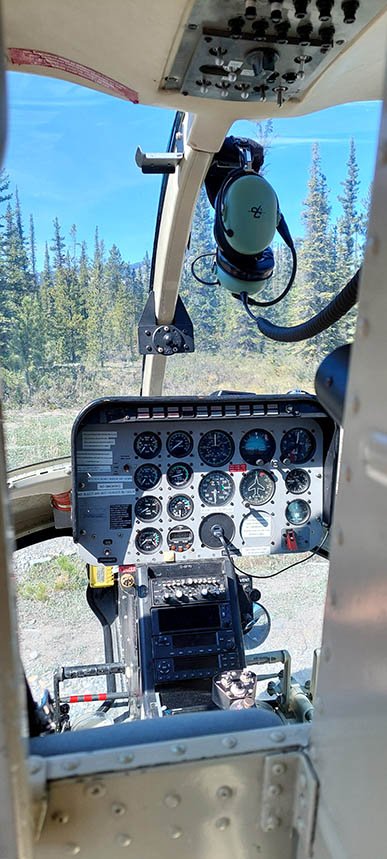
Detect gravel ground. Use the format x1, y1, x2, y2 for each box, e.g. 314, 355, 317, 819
14, 537, 329, 713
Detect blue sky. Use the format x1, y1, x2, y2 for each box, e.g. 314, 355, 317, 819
4, 72, 381, 268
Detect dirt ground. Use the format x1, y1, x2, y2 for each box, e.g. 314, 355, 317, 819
14, 536, 329, 713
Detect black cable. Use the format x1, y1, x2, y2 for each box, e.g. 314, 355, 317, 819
257, 267, 361, 342
191, 252, 219, 286
214, 527, 328, 580
240, 239, 297, 310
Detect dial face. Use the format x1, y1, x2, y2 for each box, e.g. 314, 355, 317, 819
285, 468, 311, 494
134, 431, 161, 459
281, 428, 315, 464
135, 495, 162, 522
286, 499, 311, 525
167, 494, 194, 520
134, 463, 162, 490
198, 430, 235, 467
167, 462, 193, 488
240, 469, 276, 505
135, 527, 162, 553
239, 429, 276, 465
167, 430, 193, 458
199, 470, 235, 506
167, 526, 194, 550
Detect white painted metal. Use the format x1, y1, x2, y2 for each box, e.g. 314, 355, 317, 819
33, 742, 311, 859
310, 61, 387, 859
0, 407, 34, 858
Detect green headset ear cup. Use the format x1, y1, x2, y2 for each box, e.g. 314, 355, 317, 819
216, 247, 274, 296
214, 169, 279, 260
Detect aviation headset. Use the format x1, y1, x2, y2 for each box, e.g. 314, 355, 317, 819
192, 136, 297, 314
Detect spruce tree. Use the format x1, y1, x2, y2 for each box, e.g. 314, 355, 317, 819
29, 214, 38, 290
337, 138, 360, 278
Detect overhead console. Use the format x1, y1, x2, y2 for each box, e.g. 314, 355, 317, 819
72, 394, 338, 566
161, 0, 386, 106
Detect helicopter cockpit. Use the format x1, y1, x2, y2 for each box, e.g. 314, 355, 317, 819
2, 1, 387, 857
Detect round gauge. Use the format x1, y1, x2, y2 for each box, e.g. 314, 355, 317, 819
135, 527, 162, 554
281, 428, 315, 464
134, 431, 161, 459
134, 463, 162, 490
285, 468, 310, 494
134, 495, 162, 522
199, 471, 235, 506
166, 462, 193, 488
167, 526, 194, 551
286, 499, 311, 525
239, 429, 276, 465
167, 494, 194, 520
240, 469, 276, 505
198, 430, 234, 467
167, 430, 193, 458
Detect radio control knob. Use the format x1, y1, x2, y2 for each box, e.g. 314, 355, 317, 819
164, 594, 175, 604
201, 588, 209, 597
175, 589, 184, 599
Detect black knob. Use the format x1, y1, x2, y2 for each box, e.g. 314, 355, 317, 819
316, 0, 334, 20
294, 0, 309, 18
319, 24, 335, 49
252, 18, 269, 38
342, 0, 359, 24
297, 21, 313, 44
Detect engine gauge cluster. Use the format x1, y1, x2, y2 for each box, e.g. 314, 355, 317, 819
74, 395, 336, 566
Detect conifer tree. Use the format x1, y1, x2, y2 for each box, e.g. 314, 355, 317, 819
29, 214, 38, 290
50, 216, 66, 270
337, 138, 360, 278
85, 228, 108, 365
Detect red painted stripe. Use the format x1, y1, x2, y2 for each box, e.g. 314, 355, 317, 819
8, 48, 139, 103
69, 695, 78, 703
98, 693, 107, 701
84, 694, 93, 702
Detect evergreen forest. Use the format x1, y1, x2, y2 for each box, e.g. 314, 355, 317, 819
0, 128, 369, 416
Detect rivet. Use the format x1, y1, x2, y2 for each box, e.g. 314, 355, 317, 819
64, 844, 80, 856
62, 760, 80, 772
268, 784, 282, 797
351, 394, 360, 414
168, 826, 182, 839
85, 782, 106, 797
118, 753, 134, 764
216, 786, 233, 799
270, 731, 286, 743
112, 803, 127, 816
216, 817, 230, 830
325, 376, 333, 387
115, 833, 132, 847
164, 793, 181, 808
337, 529, 344, 545
52, 811, 69, 824
171, 744, 186, 755
330, 589, 338, 606
266, 814, 281, 830
222, 736, 237, 749
299, 792, 306, 808
358, 317, 370, 338
344, 465, 352, 482
272, 762, 286, 776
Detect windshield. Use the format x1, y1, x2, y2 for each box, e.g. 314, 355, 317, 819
0, 72, 381, 469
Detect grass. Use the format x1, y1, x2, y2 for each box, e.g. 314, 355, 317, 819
4, 352, 316, 470
17, 554, 86, 602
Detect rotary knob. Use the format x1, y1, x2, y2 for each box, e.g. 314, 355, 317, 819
201, 588, 209, 597
175, 589, 184, 600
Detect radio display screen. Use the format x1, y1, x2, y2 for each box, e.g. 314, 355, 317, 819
172, 632, 217, 647
157, 604, 221, 632
173, 654, 219, 671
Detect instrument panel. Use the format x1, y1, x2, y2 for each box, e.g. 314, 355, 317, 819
72, 395, 337, 566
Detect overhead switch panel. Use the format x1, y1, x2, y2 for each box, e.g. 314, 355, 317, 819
161, 0, 385, 104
